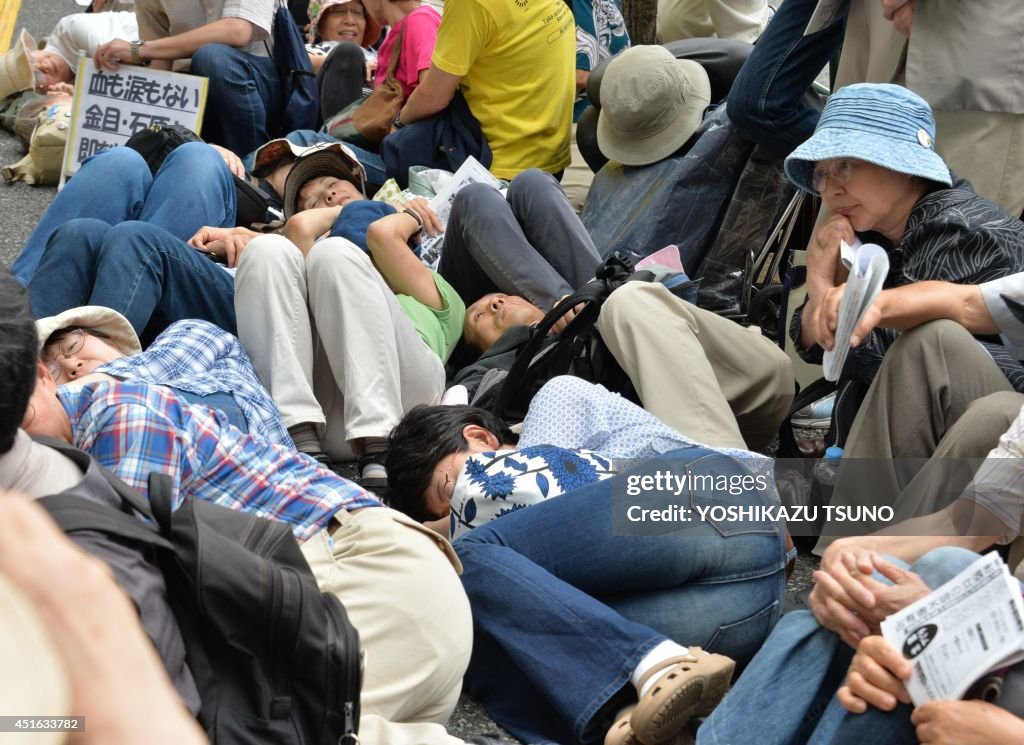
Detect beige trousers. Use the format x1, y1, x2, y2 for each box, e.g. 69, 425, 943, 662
301, 508, 473, 744
596, 282, 795, 451
234, 235, 446, 460
815, 320, 1021, 553
835, 0, 1024, 216
657, 0, 769, 43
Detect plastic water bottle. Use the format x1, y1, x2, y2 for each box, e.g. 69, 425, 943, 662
812, 445, 844, 508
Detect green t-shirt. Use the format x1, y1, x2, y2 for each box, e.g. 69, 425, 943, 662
396, 271, 466, 362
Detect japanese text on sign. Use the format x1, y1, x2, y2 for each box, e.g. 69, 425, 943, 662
64, 58, 208, 176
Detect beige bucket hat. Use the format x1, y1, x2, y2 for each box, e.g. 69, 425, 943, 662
597, 45, 712, 167
36, 306, 143, 356
1, 30, 37, 101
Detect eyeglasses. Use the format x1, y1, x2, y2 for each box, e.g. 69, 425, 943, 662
325, 4, 365, 18
440, 448, 463, 502
43, 328, 88, 383
811, 159, 858, 193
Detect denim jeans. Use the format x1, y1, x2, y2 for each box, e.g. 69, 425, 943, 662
28, 220, 237, 343
726, 0, 848, 158
456, 447, 788, 744
698, 547, 985, 745
12, 143, 235, 286
189, 44, 282, 157
438, 169, 602, 309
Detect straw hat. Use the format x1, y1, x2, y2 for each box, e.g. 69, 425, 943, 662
252, 138, 366, 218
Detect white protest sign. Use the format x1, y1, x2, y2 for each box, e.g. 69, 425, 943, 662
63, 58, 208, 178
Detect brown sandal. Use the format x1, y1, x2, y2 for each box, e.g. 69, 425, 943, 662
628, 649, 734, 745
604, 705, 642, 745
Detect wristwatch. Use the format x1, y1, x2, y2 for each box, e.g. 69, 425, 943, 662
129, 40, 151, 67
391, 112, 405, 130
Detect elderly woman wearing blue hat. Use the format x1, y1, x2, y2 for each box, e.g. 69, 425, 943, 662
788, 83, 1024, 386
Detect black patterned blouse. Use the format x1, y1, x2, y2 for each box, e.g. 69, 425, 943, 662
791, 179, 1024, 390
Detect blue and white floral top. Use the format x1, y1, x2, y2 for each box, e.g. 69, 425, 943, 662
446, 375, 771, 539
449, 445, 616, 538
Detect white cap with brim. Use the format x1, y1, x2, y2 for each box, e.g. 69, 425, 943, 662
597, 46, 712, 167
784, 83, 953, 194
36, 306, 142, 356
1, 30, 37, 101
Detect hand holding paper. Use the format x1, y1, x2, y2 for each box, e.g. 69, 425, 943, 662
881, 552, 1024, 706
822, 239, 890, 381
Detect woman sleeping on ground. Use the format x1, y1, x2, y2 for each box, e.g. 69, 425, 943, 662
36, 306, 291, 448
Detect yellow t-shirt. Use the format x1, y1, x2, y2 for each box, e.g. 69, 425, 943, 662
431, 0, 575, 179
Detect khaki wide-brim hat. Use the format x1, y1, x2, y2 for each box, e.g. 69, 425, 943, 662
1, 30, 37, 101
252, 138, 367, 218
597, 45, 712, 167
36, 306, 142, 356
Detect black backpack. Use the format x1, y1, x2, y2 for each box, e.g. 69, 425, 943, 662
37, 441, 361, 745
272, 3, 320, 133
488, 253, 648, 423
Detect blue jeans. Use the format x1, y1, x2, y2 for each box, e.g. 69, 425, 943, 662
28, 220, 236, 343
12, 143, 235, 285
698, 547, 985, 745
726, 0, 848, 158
456, 447, 789, 745
189, 44, 282, 157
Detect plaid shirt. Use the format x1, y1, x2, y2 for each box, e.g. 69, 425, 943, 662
59, 381, 381, 542
97, 319, 292, 448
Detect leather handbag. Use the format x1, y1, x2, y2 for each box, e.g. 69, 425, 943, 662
351, 26, 405, 145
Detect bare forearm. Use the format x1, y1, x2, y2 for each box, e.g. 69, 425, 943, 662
874, 282, 994, 332
366, 213, 443, 307
398, 66, 459, 124
141, 18, 257, 63
400, 85, 448, 124
872, 511, 999, 562
283, 207, 341, 253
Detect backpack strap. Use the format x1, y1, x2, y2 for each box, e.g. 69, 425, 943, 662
490, 254, 648, 421
37, 492, 172, 551
32, 434, 178, 536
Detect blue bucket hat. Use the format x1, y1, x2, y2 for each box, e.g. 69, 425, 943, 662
784, 83, 952, 194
